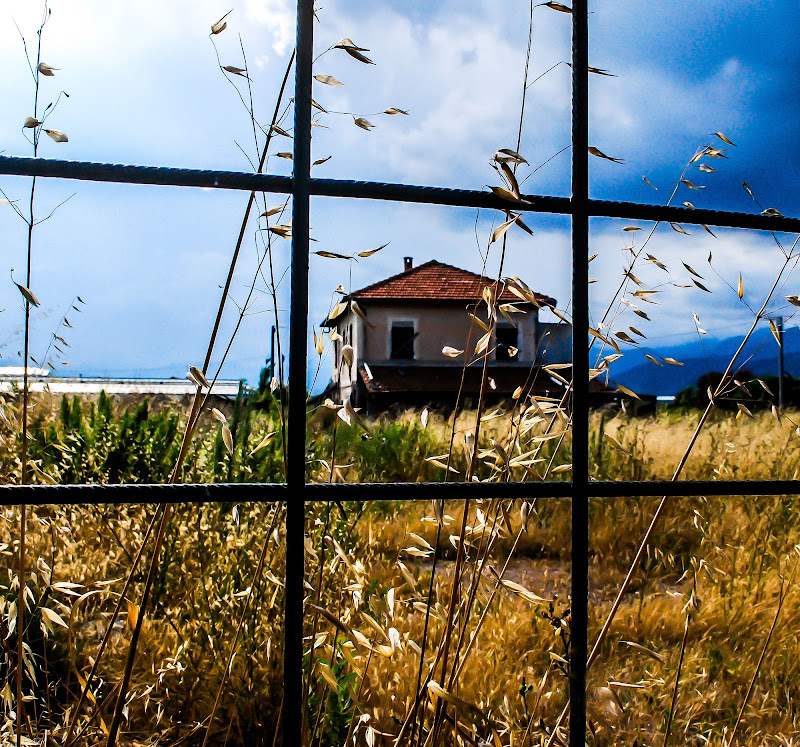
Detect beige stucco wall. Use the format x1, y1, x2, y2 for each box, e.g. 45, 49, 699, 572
356, 304, 540, 363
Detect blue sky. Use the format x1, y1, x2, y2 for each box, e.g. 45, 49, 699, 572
0, 0, 797, 390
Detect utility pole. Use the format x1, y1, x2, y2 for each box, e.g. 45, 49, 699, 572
777, 316, 785, 411
269, 325, 276, 381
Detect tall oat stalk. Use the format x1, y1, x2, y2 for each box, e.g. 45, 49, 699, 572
728, 559, 794, 745
9, 5, 70, 743
544, 236, 800, 744
169, 47, 296, 484
662, 612, 690, 747
106, 28, 297, 746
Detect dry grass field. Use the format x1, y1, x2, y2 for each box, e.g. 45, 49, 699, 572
2, 394, 799, 745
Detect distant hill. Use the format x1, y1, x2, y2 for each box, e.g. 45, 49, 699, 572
610, 327, 800, 396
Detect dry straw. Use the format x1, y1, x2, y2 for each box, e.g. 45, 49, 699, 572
2, 2, 800, 746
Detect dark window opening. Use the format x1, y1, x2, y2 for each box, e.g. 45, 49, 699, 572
391, 322, 416, 360
495, 325, 518, 361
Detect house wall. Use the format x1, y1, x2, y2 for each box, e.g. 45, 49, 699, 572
329, 310, 363, 403
358, 304, 540, 363
329, 304, 572, 403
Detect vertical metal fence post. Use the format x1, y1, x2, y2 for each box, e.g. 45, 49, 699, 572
285, 0, 314, 743
570, 0, 589, 743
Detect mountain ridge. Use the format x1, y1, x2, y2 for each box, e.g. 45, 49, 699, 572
610, 327, 800, 396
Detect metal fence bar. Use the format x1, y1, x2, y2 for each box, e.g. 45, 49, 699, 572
307, 479, 800, 498
2, 154, 799, 232
285, 0, 314, 742
586, 199, 795, 230
0, 155, 292, 192
1, 478, 798, 506
0, 12, 796, 747
570, 0, 589, 741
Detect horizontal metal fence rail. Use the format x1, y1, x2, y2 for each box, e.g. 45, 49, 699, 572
1, 479, 798, 506
1, 154, 799, 232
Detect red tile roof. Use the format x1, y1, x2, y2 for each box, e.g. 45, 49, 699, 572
348, 260, 556, 306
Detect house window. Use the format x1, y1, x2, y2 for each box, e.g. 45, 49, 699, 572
495, 324, 518, 361
390, 321, 416, 360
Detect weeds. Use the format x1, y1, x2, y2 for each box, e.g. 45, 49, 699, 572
2, 1, 800, 745
2, 393, 800, 743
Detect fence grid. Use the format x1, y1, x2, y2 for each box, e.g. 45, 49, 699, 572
0, 1, 797, 744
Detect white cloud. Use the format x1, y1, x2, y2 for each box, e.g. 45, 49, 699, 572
589, 223, 798, 354
305, 0, 572, 186
244, 0, 295, 55
592, 56, 756, 149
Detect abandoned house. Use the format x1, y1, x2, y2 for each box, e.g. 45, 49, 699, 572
322, 258, 573, 410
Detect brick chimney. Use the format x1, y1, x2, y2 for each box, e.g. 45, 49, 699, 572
403, 256, 413, 271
